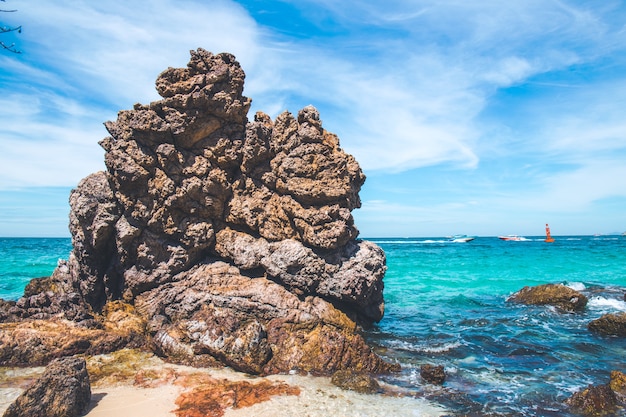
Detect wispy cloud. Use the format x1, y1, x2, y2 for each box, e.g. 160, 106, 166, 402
1, 0, 626, 235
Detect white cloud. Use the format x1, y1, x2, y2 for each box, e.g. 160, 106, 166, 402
2, 0, 626, 237
1, 0, 264, 189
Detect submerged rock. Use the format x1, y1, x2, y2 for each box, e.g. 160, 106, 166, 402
0, 49, 393, 375
3, 356, 91, 417
588, 312, 626, 337
420, 364, 446, 385
507, 283, 588, 312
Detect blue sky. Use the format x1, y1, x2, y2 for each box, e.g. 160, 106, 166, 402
1, 0, 625, 237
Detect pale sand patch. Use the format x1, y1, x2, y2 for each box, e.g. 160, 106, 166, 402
85, 384, 181, 417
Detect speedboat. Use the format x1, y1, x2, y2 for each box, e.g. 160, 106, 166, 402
448, 235, 475, 243
498, 235, 530, 241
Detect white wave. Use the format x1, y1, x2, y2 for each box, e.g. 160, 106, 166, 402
419, 341, 463, 353
565, 282, 586, 291
386, 339, 463, 354
588, 296, 626, 312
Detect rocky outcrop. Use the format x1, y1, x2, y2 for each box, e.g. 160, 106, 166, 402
0, 49, 392, 375
507, 283, 588, 312
3, 356, 91, 417
566, 371, 626, 416
588, 312, 626, 336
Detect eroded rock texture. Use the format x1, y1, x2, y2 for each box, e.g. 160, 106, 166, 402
3, 356, 91, 417
1, 49, 392, 375
507, 283, 588, 312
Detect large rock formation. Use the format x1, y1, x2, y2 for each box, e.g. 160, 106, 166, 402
0, 49, 393, 375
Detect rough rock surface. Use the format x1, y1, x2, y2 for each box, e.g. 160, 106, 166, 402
0, 301, 146, 366
330, 370, 381, 394
507, 283, 588, 312
566, 371, 626, 416
3, 356, 91, 417
610, 370, 626, 402
588, 312, 626, 336
420, 364, 446, 385
0, 49, 393, 375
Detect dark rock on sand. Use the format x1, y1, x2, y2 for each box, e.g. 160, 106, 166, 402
420, 363, 446, 385
0, 48, 393, 376
3, 356, 91, 417
330, 369, 381, 394
507, 283, 588, 312
588, 312, 626, 337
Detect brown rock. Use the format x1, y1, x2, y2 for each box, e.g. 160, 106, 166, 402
588, 312, 626, 336
507, 283, 588, 312
135, 262, 395, 375
3, 356, 91, 417
0, 301, 147, 366
610, 370, 626, 401
420, 364, 446, 385
566, 384, 619, 416
330, 369, 380, 393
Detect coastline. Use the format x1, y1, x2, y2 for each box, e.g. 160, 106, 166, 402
0, 351, 447, 417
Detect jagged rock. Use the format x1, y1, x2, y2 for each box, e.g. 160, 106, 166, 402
565, 371, 626, 416
420, 364, 446, 385
0, 301, 146, 366
507, 283, 588, 312
330, 369, 380, 394
2, 356, 91, 417
0, 260, 93, 323
1, 49, 392, 375
566, 384, 618, 416
588, 312, 626, 336
566, 384, 620, 416
610, 370, 626, 402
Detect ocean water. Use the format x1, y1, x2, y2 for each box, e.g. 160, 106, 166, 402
366, 236, 626, 416
0, 238, 72, 300
1, 236, 625, 415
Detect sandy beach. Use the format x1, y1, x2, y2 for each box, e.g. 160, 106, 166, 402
0, 350, 447, 417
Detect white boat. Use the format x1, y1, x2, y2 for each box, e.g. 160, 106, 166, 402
498, 235, 530, 241
448, 235, 475, 243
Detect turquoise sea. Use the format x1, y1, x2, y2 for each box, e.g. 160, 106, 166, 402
367, 236, 626, 416
1, 235, 625, 416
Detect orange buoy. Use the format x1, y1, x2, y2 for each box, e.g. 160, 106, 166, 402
545, 223, 554, 243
